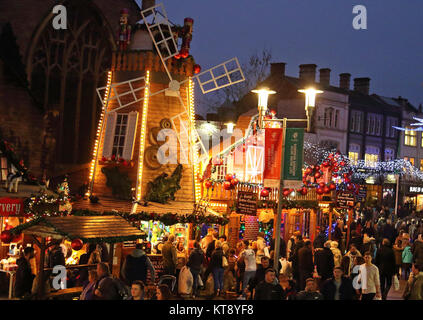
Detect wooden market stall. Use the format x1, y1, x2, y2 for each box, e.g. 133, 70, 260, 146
9, 215, 145, 299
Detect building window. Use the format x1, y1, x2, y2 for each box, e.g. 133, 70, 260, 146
324, 107, 339, 129
348, 144, 360, 165
404, 157, 415, 166
112, 114, 128, 158
0, 155, 8, 181
365, 146, 379, 167
420, 159, 423, 171
404, 128, 417, 146
366, 113, 383, 136
350, 111, 363, 133
386, 117, 398, 138
384, 148, 395, 161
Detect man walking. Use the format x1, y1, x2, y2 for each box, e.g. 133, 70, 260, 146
321, 267, 354, 300
403, 264, 423, 300
298, 240, 314, 290
314, 240, 335, 284
360, 251, 381, 300
375, 238, 396, 300
15, 247, 35, 298
254, 269, 283, 300
161, 234, 177, 276
121, 243, 155, 285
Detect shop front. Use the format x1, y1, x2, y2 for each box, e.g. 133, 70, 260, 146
403, 185, 423, 211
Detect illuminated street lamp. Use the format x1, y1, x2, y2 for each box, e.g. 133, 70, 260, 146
298, 88, 323, 132
252, 88, 276, 128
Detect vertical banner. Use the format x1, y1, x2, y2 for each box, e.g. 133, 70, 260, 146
283, 128, 304, 188
263, 128, 283, 188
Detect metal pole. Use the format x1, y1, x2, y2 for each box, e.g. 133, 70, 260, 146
274, 118, 287, 274
395, 174, 400, 216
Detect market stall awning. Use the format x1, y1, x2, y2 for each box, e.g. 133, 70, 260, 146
10, 215, 146, 243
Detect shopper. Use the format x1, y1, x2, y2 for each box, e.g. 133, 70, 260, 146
314, 240, 335, 283
162, 234, 177, 276
239, 240, 256, 298
298, 240, 314, 290
402, 238, 413, 280
186, 241, 204, 298
375, 238, 396, 300
295, 278, 324, 300
321, 267, 354, 300
93, 262, 120, 300
402, 264, 423, 300
256, 232, 268, 265
218, 235, 230, 257
250, 256, 271, 297
360, 251, 381, 300
254, 269, 283, 300
330, 241, 342, 268
156, 284, 172, 300
15, 247, 35, 298
210, 240, 225, 296
121, 243, 155, 285
79, 270, 98, 300
129, 280, 145, 300
175, 241, 188, 280
344, 243, 362, 276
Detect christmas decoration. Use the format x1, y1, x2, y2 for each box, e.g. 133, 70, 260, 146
144, 164, 183, 204
204, 180, 213, 189
193, 64, 201, 74
71, 238, 83, 251
101, 166, 132, 200
223, 181, 232, 190
117, 8, 131, 51
225, 173, 234, 182
230, 178, 239, 186
260, 188, 270, 198
0, 230, 13, 243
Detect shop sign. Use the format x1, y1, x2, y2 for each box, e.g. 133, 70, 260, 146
337, 192, 355, 208
237, 191, 258, 216
355, 186, 367, 202
283, 128, 304, 181
147, 255, 163, 282
0, 198, 24, 216
409, 186, 423, 193
263, 128, 283, 188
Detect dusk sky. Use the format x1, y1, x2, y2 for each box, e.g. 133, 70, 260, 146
141, 0, 423, 115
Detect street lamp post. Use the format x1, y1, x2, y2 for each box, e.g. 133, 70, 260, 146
253, 87, 322, 274
252, 88, 276, 129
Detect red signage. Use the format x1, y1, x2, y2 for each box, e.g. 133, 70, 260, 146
264, 128, 283, 188
0, 198, 24, 216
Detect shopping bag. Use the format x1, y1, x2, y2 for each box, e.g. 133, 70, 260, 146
393, 274, 400, 291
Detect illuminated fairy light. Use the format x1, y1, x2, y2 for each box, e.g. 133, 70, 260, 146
135, 71, 150, 201
209, 203, 228, 208
88, 70, 112, 196
189, 78, 202, 203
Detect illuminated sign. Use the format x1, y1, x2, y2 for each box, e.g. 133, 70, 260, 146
409, 186, 423, 193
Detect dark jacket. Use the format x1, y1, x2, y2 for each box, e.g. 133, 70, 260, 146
254, 281, 283, 300
321, 277, 354, 300
281, 280, 297, 300
313, 233, 326, 250
206, 240, 216, 258
289, 240, 304, 274
14, 257, 34, 298
382, 224, 397, 245
48, 246, 65, 269
210, 248, 224, 269
161, 241, 177, 270
187, 248, 204, 272
413, 241, 423, 265
350, 236, 363, 254
94, 275, 120, 300
121, 249, 155, 284
295, 290, 324, 300
298, 246, 314, 273
375, 244, 396, 275
250, 265, 268, 289
314, 247, 334, 280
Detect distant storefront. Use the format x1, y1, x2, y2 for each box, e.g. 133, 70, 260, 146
404, 185, 423, 211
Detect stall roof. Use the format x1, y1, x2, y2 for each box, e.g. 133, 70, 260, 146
13, 215, 145, 243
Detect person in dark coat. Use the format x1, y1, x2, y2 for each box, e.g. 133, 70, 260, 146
289, 233, 304, 289
93, 263, 120, 300
78, 243, 97, 285
298, 240, 314, 291
254, 269, 283, 300
375, 238, 396, 300
270, 236, 287, 258
186, 241, 204, 297
250, 256, 271, 296
121, 243, 155, 285
382, 220, 397, 246
349, 230, 363, 254
313, 227, 326, 250
314, 240, 335, 283
47, 241, 65, 269
161, 234, 177, 276
14, 247, 35, 298
209, 241, 224, 296
321, 267, 354, 300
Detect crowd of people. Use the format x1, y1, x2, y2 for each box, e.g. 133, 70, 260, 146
11, 204, 423, 300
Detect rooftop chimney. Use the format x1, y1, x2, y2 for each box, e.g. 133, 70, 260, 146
319, 68, 331, 86
299, 64, 317, 84
354, 77, 371, 95
270, 62, 286, 78
339, 73, 351, 90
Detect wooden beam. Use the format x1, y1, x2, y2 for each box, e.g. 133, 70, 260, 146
37, 237, 46, 299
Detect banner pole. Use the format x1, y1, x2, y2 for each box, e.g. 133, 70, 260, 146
274, 118, 287, 274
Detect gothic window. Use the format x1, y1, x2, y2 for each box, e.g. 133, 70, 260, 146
28, 1, 114, 164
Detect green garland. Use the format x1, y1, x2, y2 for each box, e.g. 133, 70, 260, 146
256, 199, 320, 210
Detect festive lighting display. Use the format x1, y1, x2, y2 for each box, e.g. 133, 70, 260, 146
88, 71, 112, 195
136, 70, 151, 200
189, 78, 202, 203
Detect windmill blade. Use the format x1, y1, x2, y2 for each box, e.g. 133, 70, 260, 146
189, 57, 245, 94
393, 126, 423, 132
410, 123, 423, 126
97, 76, 148, 111
141, 3, 178, 81
412, 117, 423, 123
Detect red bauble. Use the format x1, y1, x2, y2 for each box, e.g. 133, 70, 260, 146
347, 183, 354, 191
343, 173, 349, 178
329, 183, 336, 191
1, 230, 13, 244
314, 172, 321, 179
328, 153, 334, 159
225, 173, 234, 182
174, 53, 181, 59
332, 166, 339, 172
323, 186, 330, 194
204, 180, 213, 189
332, 173, 338, 178
101, 156, 107, 162
339, 161, 346, 167
111, 154, 116, 161
305, 168, 312, 175
344, 177, 351, 184
223, 181, 232, 190
193, 64, 201, 74
322, 161, 329, 168
230, 178, 239, 186
315, 165, 320, 171
260, 188, 270, 197
301, 187, 308, 195
316, 188, 324, 195
319, 182, 325, 188
71, 238, 84, 251
282, 189, 290, 197
180, 48, 189, 59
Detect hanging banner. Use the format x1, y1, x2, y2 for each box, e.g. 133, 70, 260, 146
0, 198, 24, 216
283, 128, 304, 182
263, 128, 283, 188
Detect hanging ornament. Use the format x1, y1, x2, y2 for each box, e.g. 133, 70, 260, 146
315, 165, 320, 171
193, 64, 201, 74
322, 161, 329, 168
300, 187, 308, 195
282, 188, 290, 197
230, 178, 239, 186
223, 181, 232, 190
225, 173, 234, 182
323, 186, 330, 194
305, 168, 312, 175
319, 182, 325, 188
339, 161, 346, 167
344, 177, 351, 184
260, 188, 270, 198
71, 238, 84, 251
329, 183, 336, 191
316, 188, 324, 195
0, 230, 13, 244
332, 166, 339, 173
347, 183, 354, 191
314, 172, 321, 179
204, 180, 213, 189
